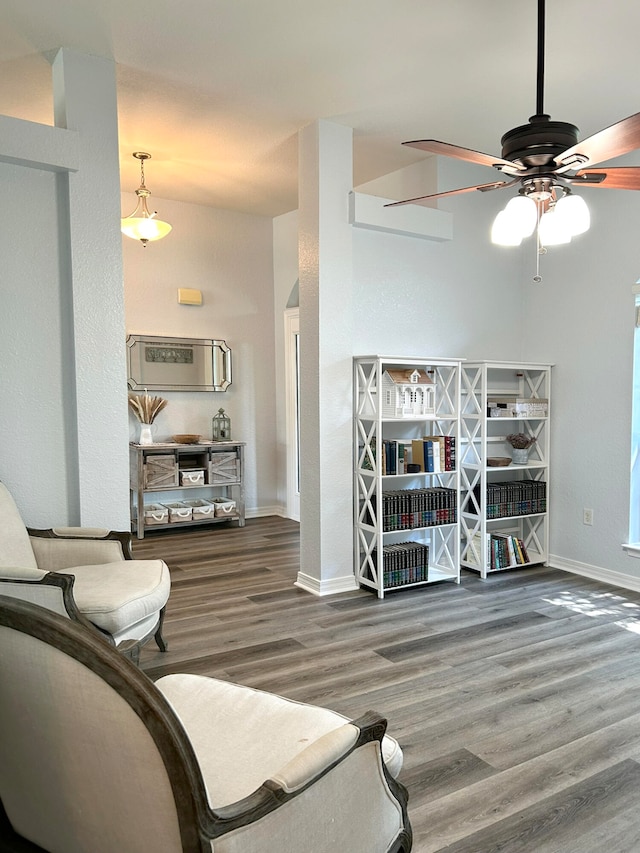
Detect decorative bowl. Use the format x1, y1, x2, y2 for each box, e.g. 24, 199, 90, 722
487, 457, 512, 467
172, 434, 202, 444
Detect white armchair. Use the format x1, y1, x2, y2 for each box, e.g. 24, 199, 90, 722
0, 481, 170, 661
0, 596, 412, 852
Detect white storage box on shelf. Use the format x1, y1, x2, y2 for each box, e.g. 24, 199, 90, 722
181, 498, 217, 521
180, 469, 205, 486
143, 503, 169, 527
163, 501, 193, 523
210, 498, 236, 518
487, 397, 548, 418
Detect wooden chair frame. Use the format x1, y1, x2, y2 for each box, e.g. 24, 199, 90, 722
0, 596, 412, 853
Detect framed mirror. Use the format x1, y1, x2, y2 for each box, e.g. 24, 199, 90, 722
126, 335, 232, 392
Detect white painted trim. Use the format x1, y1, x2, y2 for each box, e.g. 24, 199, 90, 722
0, 114, 79, 173
549, 553, 640, 594
295, 571, 359, 597
284, 308, 300, 521
348, 191, 453, 242
622, 543, 640, 558
245, 505, 287, 519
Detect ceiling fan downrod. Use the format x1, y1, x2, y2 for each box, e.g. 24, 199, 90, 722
536, 0, 546, 118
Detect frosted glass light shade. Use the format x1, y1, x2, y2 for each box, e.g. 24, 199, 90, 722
491, 210, 523, 246
122, 153, 172, 245
554, 193, 590, 236
504, 195, 537, 238
121, 216, 172, 242
538, 209, 572, 245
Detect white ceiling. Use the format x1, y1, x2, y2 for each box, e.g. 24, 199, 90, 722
2, 0, 640, 217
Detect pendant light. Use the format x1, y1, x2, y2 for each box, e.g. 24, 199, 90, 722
121, 152, 172, 246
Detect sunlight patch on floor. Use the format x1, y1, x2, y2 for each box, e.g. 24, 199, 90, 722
542, 589, 640, 633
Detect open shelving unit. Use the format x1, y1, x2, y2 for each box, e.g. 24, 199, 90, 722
460, 361, 552, 578
353, 355, 462, 598
129, 440, 246, 539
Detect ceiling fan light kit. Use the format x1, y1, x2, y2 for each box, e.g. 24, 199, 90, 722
492, 185, 591, 247
121, 152, 172, 246
386, 0, 640, 278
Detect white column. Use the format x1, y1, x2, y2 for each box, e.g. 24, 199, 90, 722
297, 120, 356, 595
52, 49, 130, 528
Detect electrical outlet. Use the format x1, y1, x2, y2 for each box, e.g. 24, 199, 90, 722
583, 508, 594, 526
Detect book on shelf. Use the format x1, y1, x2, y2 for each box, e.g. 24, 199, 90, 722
410, 436, 456, 473
484, 532, 530, 570
378, 439, 414, 475
471, 479, 547, 519
360, 441, 376, 471
371, 541, 430, 588
373, 486, 458, 531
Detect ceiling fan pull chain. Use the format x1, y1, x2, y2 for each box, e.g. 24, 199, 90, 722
534, 200, 544, 282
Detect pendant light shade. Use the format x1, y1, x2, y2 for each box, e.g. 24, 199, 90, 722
554, 192, 590, 236
504, 195, 537, 238
121, 152, 172, 246
491, 210, 523, 246
538, 208, 572, 245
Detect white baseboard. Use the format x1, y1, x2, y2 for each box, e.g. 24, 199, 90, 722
549, 553, 640, 595
245, 505, 288, 519
294, 571, 359, 597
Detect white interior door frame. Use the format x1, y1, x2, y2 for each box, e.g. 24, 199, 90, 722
284, 308, 300, 521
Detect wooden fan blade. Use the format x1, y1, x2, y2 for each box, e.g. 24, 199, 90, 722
555, 112, 640, 169
402, 140, 525, 175
384, 181, 512, 208
572, 167, 640, 191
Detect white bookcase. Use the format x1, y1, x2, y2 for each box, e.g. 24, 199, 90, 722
353, 355, 462, 599
460, 361, 552, 578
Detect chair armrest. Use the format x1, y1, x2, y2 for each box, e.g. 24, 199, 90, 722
28, 527, 134, 571
201, 711, 411, 851
0, 569, 99, 634
269, 720, 360, 793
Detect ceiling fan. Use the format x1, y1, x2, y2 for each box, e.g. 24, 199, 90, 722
385, 0, 640, 256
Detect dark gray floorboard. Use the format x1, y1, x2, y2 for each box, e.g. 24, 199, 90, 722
135, 519, 640, 852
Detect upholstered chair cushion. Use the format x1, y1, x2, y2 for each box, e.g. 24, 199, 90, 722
29, 534, 129, 569
55, 561, 170, 636
156, 673, 404, 808
0, 481, 170, 657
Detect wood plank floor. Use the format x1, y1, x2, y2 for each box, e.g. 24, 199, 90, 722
135, 517, 640, 852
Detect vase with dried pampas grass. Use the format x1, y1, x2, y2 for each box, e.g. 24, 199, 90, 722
128, 393, 168, 445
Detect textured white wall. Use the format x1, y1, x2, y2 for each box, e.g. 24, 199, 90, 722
522, 178, 640, 581
298, 121, 356, 594
123, 194, 277, 516
0, 50, 128, 529
0, 163, 75, 525
273, 209, 299, 511
53, 50, 130, 529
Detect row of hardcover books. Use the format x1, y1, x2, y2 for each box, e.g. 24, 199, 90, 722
372, 436, 456, 475
411, 436, 456, 473
473, 479, 547, 519
372, 487, 458, 531
371, 541, 430, 588
486, 533, 531, 569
